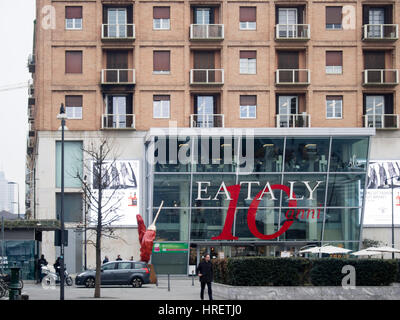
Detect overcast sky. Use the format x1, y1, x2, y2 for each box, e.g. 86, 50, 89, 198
0, 1, 35, 213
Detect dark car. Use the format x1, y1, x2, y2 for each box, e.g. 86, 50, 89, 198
75, 261, 150, 288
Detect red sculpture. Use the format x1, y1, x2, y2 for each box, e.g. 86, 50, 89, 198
136, 201, 164, 263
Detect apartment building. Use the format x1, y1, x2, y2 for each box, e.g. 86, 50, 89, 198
26, 0, 399, 274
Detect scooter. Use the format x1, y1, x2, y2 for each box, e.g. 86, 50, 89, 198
41, 265, 73, 286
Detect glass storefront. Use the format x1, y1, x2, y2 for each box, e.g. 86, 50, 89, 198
147, 134, 370, 274
0, 241, 36, 280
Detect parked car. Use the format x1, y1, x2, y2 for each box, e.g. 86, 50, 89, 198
75, 261, 150, 288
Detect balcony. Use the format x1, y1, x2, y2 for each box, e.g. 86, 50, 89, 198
276, 114, 310, 128
362, 24, 398, 41
190, 114, 224, 128
27, 137, 34, 155
28, 120, 35, 137
363, 69, 399, 86
101, 69, 135, 85
190, 24, 224, 41
190, 69, 224, 85
28, 106, 34, 120
101, 24, 135, 40
363, 114, 399, 129
275, 24, 310, 40
27, 54, 35, 73
102, 114, 136, 130
276, 69, 310, 85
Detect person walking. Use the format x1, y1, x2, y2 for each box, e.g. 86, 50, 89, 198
197, 253, 213, 300
102, 256, 109, 264
37, 254, 48, 283
116, 255, 122, 261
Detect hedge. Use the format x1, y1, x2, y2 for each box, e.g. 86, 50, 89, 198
212, 257, 399, 286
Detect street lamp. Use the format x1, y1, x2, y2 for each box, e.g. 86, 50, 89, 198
384, 175, 400, 259
83, 175, 88, 271
7, 182, 20, 219
57, 103, 67, 300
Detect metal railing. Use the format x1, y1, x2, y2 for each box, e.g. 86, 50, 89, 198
101, 24, 135, 39
276, 69, 310, 84
190, 69, 224, 85
28, 79, 34, 98
363, 24, 398, 40
102, 114, 136, 129
276, 114, 311, 128
27, 54, 35, 73
101, 69, 135, 84
190, 114, 225, 128
275, 24, 310, 40
363, 114, 399, 129
190, 24, 224, 40
363, 69, 399, 85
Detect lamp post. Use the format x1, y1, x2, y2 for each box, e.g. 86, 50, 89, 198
7, 182, 20, 219
385, 175, 400, 259
83, 175, 88, 271
57, 103, 67, 300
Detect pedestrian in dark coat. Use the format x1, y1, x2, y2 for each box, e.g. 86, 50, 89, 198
197, 253, 213, 300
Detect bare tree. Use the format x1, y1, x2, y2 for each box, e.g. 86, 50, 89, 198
75, 138, 124, 298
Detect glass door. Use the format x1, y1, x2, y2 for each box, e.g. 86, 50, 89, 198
108, 8, 127, 38
366, 95, 384, 128
194, 8, 213, 25
107, 96, 127, 128
278, 96, 298, 127
195, 96, 215, 128
278, 8, 298, 38
369, 8, 385, 38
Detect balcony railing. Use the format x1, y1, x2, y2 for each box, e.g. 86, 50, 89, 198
101, 24, 135, 40
362, 24, 398, 40
275, 24, 310, 40
363, 69, 399, 85
363, 114, 399, 129
190, 24, 224, 40
190, 114, 225, 128
276, 69, 310, 85
27, 54, 35, 73
102, 114, 136, 129
276, 114, 310, 128
28, 79, 34, 98
190, 69, 224, 85
101, 69, 135, 84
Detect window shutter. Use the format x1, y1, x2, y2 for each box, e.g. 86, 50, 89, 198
66, 6, 82, 19
153, 51, 170, 71
153, 7, 170, 19
326, 7, 342, 24
65, 51, 82, 73
65, 96, 83, 107
239, 7, 256, 22
240, 95, 257, 106
326, 51, 342, 66
326, 96, 342, 101
154, 95, 170, 101
240, 51, 256, 59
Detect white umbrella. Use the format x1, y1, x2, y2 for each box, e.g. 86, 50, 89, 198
299, 246, 320, 254
351, 249, 382, 256
367, 246, 400, 253
299, 245, 351, 254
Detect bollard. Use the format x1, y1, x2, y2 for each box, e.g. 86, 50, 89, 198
9, 266, 21, 300
168, 274, 170, 292
192, 270, 194, 286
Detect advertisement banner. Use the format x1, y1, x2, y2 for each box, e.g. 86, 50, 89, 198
90, 160, 140, 226
364, 160, 400, 225
152, 243, 189, 253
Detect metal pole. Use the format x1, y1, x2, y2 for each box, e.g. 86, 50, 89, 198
168, 274, 170, 292
17, 183, 20, 220
392, 177, 395, 259
84, 186, 87, 271
60, 114, 65, 300
1, 216, 4, 274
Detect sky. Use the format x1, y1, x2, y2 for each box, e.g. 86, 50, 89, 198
0, 1, 36, 214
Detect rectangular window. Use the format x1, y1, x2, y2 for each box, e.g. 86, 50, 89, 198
153, 7, 170, 30
66, 6, 82, 30
65, 51, 82, 74
56, 193, 82, 222
326, 7, 342, 29
239, 7, 256, 30
153, 95, 170, 118
326, 51, 343, 74
153, 51, 170, 74
240, 95, 257, 119
240, 51, 256, 74
65, 95, 83, 119
326, 96, 343, 119
55, 141, 83, 188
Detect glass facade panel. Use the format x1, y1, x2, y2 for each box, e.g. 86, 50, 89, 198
192, 174, 236, 207
330, 138, 369, 172
237, 174, 281, 207
191, 208, 226, 241
56, 193, 83, 223
153, 209, 189, 241
326, 174, 365, 207
235, 208, 280, 240
0, 241, 36, 280
153, 174, 190, 208
56, 141, 83, 188
323, 209, 361, 241
252, 138, 285, 172
154, 137, 191, 172
284, 138, 330, 172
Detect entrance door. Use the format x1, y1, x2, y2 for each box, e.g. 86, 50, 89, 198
278, 96, 298, 127
368, 8, 385, 38
278, 51, 299, 82
278, 8, 298, 38
193, 51, 215, 83
194, 96, 216, 127
108, 8, 127, 38
364, 51, 385, 83
365, 95, 384, 128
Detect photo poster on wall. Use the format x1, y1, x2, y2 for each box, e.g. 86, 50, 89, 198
363, 160, 400, 225
90, 160, 140, 226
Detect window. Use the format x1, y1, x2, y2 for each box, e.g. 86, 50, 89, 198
65, 96, 83, 119
153, 7, 170, 30
239, 7, 256, 30
55, 141, 83, 188
102, 263, 116, 271
153, 51, 170, 74
326, 7, 342, 29
118, 262, 132, 270
240, 51, 256, 74
153, 95, 170, 118
65, 51, 82, 74
65, 6, 82, 30
326, 51, 343, 74
326, 96, 343, 119
56, 193, 82, 222
240, 95, 257, 119
104, 95, 134, 128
